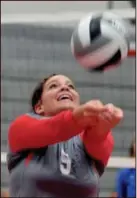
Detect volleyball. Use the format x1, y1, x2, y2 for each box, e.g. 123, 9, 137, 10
71, 12, 130, 72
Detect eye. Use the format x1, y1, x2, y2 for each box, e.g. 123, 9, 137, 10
68, 84, 75, 89
49, 83, 57, 89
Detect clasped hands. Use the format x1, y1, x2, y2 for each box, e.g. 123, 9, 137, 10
73, 100, 124, 132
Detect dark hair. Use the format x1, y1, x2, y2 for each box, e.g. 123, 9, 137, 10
31, 74, 57, 112
129, 141, 135, 157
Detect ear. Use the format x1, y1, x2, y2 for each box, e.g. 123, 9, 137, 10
35, 101, 44, 115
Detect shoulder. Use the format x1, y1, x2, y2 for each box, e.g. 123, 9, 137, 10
117, 168, 129, 179
10, 112, 50, 125
118, 168, 129, 174
26, 112, 50, 119
14, 112, 44, 121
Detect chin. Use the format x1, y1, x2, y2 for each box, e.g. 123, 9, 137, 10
56, 104, 76, 113
48, 103, 79, 116
60, 105, 75, 111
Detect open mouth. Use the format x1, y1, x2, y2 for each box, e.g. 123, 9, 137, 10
57, 94, 73, 101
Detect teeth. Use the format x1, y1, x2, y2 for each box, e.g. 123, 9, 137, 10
59, 94, 71, 101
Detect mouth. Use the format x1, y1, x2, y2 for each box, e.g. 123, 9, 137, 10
57, 94, 73, 102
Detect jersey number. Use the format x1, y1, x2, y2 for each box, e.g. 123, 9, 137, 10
60, 148, 71, 175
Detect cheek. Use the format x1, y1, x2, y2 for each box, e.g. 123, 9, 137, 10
41, 92, 56, 106
74, 92, 80, 103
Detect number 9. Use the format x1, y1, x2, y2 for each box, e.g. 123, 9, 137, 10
60, 148, 71, 175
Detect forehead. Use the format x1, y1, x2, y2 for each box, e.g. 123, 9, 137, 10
45, 75, 73, 85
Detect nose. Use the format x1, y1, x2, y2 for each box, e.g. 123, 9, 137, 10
60, 84, 70, 91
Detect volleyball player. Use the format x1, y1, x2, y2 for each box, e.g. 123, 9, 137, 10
7, 74, 123, 197
115, 141, 136, 198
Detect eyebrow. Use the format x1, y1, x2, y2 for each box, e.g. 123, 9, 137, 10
46, 80, 58, 87
46, 79, 74, 87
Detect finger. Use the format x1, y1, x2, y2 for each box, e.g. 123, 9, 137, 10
101, 104, 115, 122
100, 108, 123, 128
104, 103, 114, 114
85, 100, 105, 114
105, 104, 123, 119
99, 112, 113, 123
113, 107, 124, 120
104, 104, 123, 119
84, 111, 98, 117
84, 107, 104, 117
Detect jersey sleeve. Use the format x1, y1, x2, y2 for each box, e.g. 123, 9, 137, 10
80, 129, 114, 167
8, 111, 83, 153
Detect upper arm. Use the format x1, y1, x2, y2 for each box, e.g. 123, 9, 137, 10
8, 113, 51, 152
8, 111, 83, 153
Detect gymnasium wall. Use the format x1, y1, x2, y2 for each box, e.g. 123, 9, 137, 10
1, 24, 135, 195
1, 1, 131, 15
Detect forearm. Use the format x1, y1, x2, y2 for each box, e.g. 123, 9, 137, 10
80, 129, 114, 166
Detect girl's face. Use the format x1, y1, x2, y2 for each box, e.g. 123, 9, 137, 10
35, 75, 80, 116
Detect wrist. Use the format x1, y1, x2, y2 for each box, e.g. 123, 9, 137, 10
72, 105, 99, 128
72, 105, 85, 126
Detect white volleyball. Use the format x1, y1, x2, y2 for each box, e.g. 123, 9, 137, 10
71, 12, 130, 72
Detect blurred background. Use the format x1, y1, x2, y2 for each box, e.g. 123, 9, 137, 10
1, 1, 136, 197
